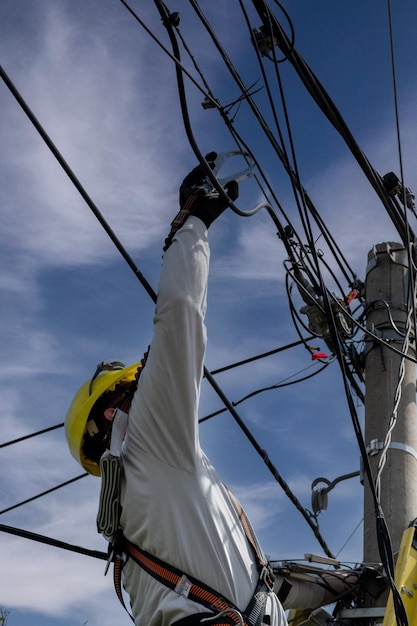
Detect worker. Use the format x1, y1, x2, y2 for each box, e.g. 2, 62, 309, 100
65, 155, 373, 626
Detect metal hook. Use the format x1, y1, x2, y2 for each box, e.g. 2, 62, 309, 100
200, 609, 244, 626
211, 150, 255, 187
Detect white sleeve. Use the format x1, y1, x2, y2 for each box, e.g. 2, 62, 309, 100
126, 216, 209, 468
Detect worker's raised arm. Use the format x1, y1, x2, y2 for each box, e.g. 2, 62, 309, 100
126, 155, 238, 468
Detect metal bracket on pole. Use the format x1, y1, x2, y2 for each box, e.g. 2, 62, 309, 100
360, 440, 417, 483
366, 439, 417, 463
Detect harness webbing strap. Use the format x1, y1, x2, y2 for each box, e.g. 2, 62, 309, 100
226, 489, 272, 577
123, 538, 246, 626
113, 554, 135, 623
112, 490, 274, 626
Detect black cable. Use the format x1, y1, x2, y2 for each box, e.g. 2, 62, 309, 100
252, 4, 320, 268
234, 362, 330, 404
174, 1, 303, 240
0, 342, 310, 452
250, 0, 414, 247
0, 65, 157, 304
0, 422, 64, 449
189, 0, 358, 291
200, 361, 330, 424
387, 0, 406, 205
132, 0, 356, 316
307, 235, 407, 625
386, 0, 417, 368
200, 367, 336, 558
307, 205, 359, 291
263, 0, 295, 63
0, 474, 88, 515
0, 522, 108, 561
119, 0, 218, 106
186, 0, 316, 235
209, 337, 313, 375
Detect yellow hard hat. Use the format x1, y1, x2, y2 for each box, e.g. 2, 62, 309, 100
65, 361, 142, 476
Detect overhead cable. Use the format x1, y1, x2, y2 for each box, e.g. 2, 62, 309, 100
1, 340, 315, 452
200, 360, 331, 424
250, 0, 414, 246
386, 0, 417, 352
0, 65, 156, 304
0, 474, 88, 516
0, 422, 64, 449
0, 522, 108, 561
209, 337, 313, 375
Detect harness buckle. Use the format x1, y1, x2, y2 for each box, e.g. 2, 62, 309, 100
260, 565, 274, 592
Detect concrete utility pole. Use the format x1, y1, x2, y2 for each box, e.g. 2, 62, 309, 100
363, 242, 417, 610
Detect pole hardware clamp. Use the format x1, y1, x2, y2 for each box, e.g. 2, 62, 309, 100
366, 439, 417, 462
361, 324, 415, 362
359, 440, 417, 483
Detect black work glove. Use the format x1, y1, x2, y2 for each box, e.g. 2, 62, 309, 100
163, 152, 239, 251
179, 151, 239, 226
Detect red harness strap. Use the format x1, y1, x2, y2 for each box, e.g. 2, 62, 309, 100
113, 554, 134, 621
226, 489, 273, 583
119, 537, 247, 626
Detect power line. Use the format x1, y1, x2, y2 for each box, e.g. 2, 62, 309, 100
209, 337, 313, 375
0, 474, 88, 516
250, 0, 414, 246
0, 422, 64, 449
0, 522, 108, 561
0, 65, 156, 304
0, 341, 311, 451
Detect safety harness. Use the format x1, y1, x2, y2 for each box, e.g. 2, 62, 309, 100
110, 489, 275, 626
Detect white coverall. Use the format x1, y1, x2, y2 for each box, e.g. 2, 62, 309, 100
119, 216, 321, 625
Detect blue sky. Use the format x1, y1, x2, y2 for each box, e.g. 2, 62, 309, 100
1, 2, 417, 625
